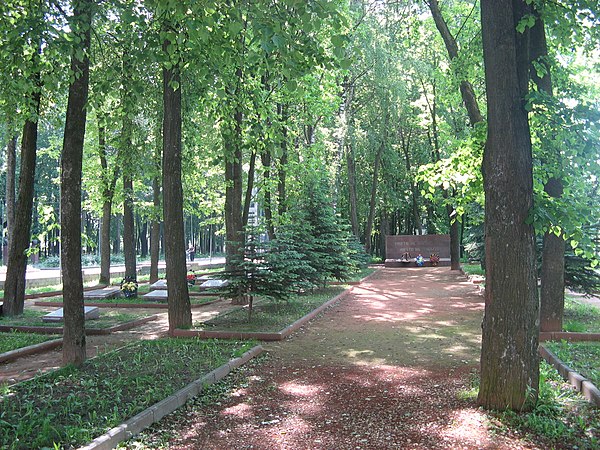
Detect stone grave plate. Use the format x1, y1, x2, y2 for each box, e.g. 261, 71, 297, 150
149, 280, 168, 291
142, 290, 168, 302
43, 306, 100, 323
200, 279, 229, 289
84, 287, 121, 299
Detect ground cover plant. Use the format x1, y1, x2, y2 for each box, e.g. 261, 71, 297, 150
545, 341, 600, 388
0, 338, 255, 449
491, 361, 600, 449
461, 264, 485, 277
0, 309, 143, 329
197, 286, 346, 332
563, 296, 600, 333
0, 331, 57, 354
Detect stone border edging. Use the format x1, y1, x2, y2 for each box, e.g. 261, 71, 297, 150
0, 315, 158, 336
77, 344, 264, 450
0, 338, 63, 363
173, 286, 356, 341
539, 343, 600, 406
539, 331, 600, 342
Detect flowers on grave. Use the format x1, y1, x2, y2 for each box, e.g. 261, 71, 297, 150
120, 276, 138, 298
415, 254, 424, 267
187, 272, 196, 285
430, 253, 440, 266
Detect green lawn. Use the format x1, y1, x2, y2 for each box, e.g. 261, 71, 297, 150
461, 263, 485, 276
0, 338, 255, 450
545, 341, 600, 388
0, 309, 144, 329
563, 296, 600, 333
198, 286, 346, 333
0, 331, 57, 354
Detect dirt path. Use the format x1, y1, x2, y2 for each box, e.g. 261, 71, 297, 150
127, 268, 538, 449
0, 298, 237, 385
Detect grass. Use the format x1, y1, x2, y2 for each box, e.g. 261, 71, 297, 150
197, 286, 346, 332
461, 263, 485, 276
563, 296, 600, 333
0, 309, 144, 329
0, 280, 100, 298
0, 338, 255, 450
0, 331, 57, 354
349, 266, 377, 282
545, 341, 600, 388
491, 361, 600, 449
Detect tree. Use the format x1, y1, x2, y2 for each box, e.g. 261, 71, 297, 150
478, 0, 539, 411
61, 0, 94, 366
161, 17, 192, 331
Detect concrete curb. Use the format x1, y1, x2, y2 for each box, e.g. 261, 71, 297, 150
173, 284, 358, 341
538, 344, 600, 406
0, 315, 158, 336
0, 338, 63, 363
539, 331, 600, 342
77, 344, 264, 450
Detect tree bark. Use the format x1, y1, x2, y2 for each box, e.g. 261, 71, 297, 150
150, 118, 162, 284
98, 121, 118, 285
162, 36, 191, 331
2, 91, 40, 316
478, 0, 539, 411
364, 140, 385, 255
224, 66, 245, 272
5, 133, 17, 245
260, 150, 276, 240
346, 142, 360, 238
277, 103, 288, 216
122, 174, 136, 279
530, 14, 565, 332
242, 150, 257, 227
61, 0, 93, 366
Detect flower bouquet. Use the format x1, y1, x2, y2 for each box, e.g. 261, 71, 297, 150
120, 276, 138, 298
415, 254, 424, 267
430, 253, 440, 266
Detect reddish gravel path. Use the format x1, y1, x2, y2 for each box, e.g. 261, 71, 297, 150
128, 268, 540, 449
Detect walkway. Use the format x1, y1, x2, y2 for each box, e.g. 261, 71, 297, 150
128, 267, 537, 449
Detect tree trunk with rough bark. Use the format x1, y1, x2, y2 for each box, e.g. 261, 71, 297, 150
98, 121, 118, 285
260, 150, 276, 240
162, 37, 191, 331
3, 93, 40, 316
529, 14, 565, 332
5, 133, 17, 245
242, 150, 257, 227
478, 0, 539, 411
61, 0, 93, 366
122, 175, 136, 279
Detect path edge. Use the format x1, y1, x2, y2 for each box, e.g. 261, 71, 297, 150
77, 344, 265, 450
0, 338, 63, 363
539, 343, 600, 406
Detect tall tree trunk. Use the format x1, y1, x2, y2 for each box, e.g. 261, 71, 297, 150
150, 142, 162, 283
242, 150, 257, 227
224, 67, 244, 272
61, 0, 93, 366
112, 214, 121, 254
427, 0, 484, 269
277, 103, 288, 216
364, 141, 385, 255
346, 143, 360, 238
5, 133, 17, 245
139, 220, 148, 257
427, 0, 484, 125
260, 150, 275, 240
122, 175, 136, 279
478, 0, 539, 411
530, 14, 565, 332
3, 90, 41, 316
98, 120, 118, 285
162, 36, 191, 331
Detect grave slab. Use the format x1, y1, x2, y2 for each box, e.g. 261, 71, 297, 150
84, 287, 122, 299
143, 290, 168, 302
200, 279, 229, 289
149, 280, 168, 291
43, 306, 100, 323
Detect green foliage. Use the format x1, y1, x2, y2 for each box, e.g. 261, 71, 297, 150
564, 253, 600, 296
0, 332, 55, 354
546, 341, 600, 388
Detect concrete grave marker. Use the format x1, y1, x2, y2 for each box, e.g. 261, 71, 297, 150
43, 306, 100, 323
84, 287, 121, 299
149, 280, 168, 291
142, 290, 168, 302
200, 279, 229, 289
